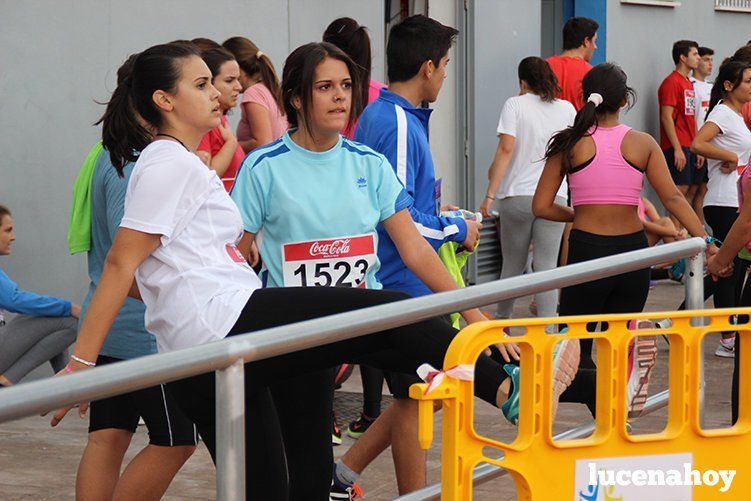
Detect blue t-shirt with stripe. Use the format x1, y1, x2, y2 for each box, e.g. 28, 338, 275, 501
231, 132, 412, 289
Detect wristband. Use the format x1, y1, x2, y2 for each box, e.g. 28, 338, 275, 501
705, 236, 723, 247
70, 354, 97, 367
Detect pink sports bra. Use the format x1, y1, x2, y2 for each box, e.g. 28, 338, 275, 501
568, 124, 644, 207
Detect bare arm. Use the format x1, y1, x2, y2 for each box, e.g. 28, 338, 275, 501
383, 210, 485, 323
532, 154, 574, 222
661, 105, 686, 171
709, 176, 751, 273
480, 134, 515, 218
644, 136, 707, 239
238, 103, 274, 153
199, 121, 239, 178
691, 122, 737, 164
238, 231, 259, 267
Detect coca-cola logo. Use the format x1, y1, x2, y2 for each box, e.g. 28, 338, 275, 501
309, 239, 351, 257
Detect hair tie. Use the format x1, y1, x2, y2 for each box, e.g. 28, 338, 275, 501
587, 93, 604, 107
255, 50, 264, 59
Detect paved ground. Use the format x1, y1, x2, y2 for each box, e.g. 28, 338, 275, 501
0, 280, 737, 500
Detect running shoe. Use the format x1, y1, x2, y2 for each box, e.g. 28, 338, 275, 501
626, 321, 658, 418
501, 364, 520, 425
715, 336, 736, 358
551, 338, 580, 420
332, 412, 342, 446
330, 479, 363, 500
668, 259, 686, 283
346, 413, 376, 439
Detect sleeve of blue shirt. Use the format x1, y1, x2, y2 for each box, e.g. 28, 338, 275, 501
104, 163, 130, 241
375, 156, 413, 221
231, 156, 268, 233
355, 118, 467, 251
0, 269, 71, 317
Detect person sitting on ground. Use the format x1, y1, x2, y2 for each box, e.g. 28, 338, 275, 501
0, 205, 79, 388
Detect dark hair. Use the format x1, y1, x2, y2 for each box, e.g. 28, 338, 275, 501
191, 37, 222, 52
201, 47, 236, 83
0, 205, 10, 221
732, 45, 751, 64
323, 17, 372, 114
562, 17, 599, 51
386, 15, 458, 83
222, 36, 284, 114
698, 46, 715, 58
672, 40, 699, 65
282, 42, 362, 136
518, 57, 560, 102
98, 43, 201, 174
708, 59, 751, 117
545, 63, 636, 173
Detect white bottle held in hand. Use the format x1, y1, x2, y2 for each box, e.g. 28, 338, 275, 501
440, 209, 483, 223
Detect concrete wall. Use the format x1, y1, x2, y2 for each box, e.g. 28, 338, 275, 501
0, 0, 384, 302
608, 1, 750, 135
469, 0, 542, 208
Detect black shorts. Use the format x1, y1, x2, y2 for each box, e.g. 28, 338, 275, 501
384, 314, 453, 399
664, 146, 698, 186
89, 355, 199, 447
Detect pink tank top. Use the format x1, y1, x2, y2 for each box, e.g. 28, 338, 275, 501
568, 124, 643, 206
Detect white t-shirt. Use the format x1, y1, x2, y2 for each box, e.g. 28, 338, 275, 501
703, 103, 751, 208
121, 140, 262, 352
495, 93, 576, 199
691, 78, 713, 131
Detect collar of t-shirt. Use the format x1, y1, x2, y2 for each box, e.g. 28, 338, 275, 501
377, 88, 433, 131
282, 129, 343, 163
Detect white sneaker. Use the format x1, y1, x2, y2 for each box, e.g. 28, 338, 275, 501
626, 326, 658, 418
715, 337, 735, 358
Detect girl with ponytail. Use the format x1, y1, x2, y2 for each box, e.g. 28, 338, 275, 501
222, 36, 288, 152
53, 41, 532, 500
323, 17, 386, 138
480, 56, 575, 322
533, 62, 712, 417
691, 58, 751, 358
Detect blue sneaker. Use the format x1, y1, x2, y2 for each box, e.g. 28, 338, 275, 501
501, 364, 520, 425
668, 259, 686, 282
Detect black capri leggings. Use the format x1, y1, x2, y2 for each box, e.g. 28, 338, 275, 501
557, 229, 650, 414
168, 287, 507, 501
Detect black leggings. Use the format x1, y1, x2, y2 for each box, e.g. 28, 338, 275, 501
168, 287, 507, 501
359, 365, 384, 417
704, 206, 741, 310
557, 229, 651, 415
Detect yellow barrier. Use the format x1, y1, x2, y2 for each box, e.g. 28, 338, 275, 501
409, 309, 751, 500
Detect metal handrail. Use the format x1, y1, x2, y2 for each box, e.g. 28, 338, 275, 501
0, 237, 706, 500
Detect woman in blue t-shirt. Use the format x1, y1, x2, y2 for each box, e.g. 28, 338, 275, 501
0, 205, 79, 387
54, 42, 579, 501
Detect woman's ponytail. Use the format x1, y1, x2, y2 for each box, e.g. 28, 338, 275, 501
544, 62, 635, 174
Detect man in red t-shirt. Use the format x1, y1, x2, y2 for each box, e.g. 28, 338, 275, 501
547, 17, 598, 111
658, 40, 700, 216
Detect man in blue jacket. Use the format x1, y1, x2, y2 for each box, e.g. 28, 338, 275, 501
332, 15, 484, 499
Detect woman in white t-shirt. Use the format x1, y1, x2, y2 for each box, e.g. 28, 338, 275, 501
480, 57, 576, 319
691, 59, 751, 358
49, 42, 551, 501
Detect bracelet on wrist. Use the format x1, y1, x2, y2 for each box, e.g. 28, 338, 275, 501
705, 236, 723, 247
485, 195, 495, 200
70, 354, 97, 367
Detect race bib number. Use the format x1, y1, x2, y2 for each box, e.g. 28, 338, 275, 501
684, 89, 696, 116
282, 234, 376, 288
225, 243, 247, 264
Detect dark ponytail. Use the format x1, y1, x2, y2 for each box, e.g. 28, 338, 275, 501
222, 36, 284, 114
97, 43, 200, 174
545, 62, 635, 173
323, 17, 372, 114
708, 59, 751, 118
518, 56, 560, 102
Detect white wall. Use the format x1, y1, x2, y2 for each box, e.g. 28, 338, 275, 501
0, 0, 384, 301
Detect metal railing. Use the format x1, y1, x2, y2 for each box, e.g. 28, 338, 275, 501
0, 238, 706, 500
715, 0, 751, 12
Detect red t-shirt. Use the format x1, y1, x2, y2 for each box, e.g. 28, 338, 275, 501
658, 71, 697, 150
742, 102, 751, 132
198, 115, 246, 191
546, 55, 592, 111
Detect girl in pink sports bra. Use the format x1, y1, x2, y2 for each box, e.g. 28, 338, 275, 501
532, 63, 711, 419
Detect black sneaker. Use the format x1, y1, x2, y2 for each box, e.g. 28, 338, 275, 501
330, 479, 363, 500
346, 413, 376, 439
